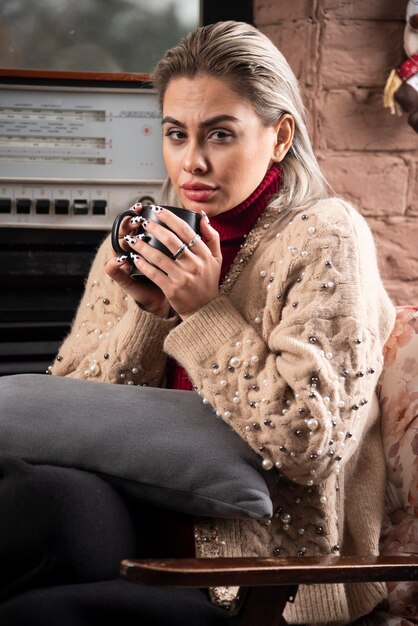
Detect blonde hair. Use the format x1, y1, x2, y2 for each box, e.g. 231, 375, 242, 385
153, 21, 328, 209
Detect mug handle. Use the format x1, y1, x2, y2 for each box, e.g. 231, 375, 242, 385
111, 209, 139, 256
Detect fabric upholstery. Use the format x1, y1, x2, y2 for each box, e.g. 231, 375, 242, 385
355, 306, 418, 625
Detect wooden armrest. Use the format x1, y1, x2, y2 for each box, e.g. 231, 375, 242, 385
120, 554, 418, 588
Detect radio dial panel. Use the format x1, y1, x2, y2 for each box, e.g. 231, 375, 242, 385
0, 81, 166, 230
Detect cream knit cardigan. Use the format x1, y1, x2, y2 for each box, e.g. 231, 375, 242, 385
52, 197, 396, 625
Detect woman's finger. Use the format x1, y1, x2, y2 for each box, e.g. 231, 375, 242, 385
129, 232, 185, 276
105, 250, 171, 315
105, 255, 137, 291
140, 219, 198, 261
117, 202, 143, 239
199, 214, 222, 263
147, 207, 207, 256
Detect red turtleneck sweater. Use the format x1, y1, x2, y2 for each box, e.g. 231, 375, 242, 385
166, 164, 282, 391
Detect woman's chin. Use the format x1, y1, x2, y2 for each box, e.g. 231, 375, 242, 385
181, 199, 215, 215
184, 201, 232, 218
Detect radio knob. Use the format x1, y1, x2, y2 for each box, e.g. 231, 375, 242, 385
92, 199, 107, 215
0, 198, 12, 213
36, 199, 50, 214
54, 199, 70, 214
73, 199, 89, 215
16, 198, 31, 214
138, 196, 154, 206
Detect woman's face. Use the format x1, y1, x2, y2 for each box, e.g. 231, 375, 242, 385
161, 75, 282, 217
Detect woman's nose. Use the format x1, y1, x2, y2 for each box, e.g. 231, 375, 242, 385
183, 142, 208, 175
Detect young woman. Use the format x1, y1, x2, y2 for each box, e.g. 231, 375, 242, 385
0, 21, 395, 625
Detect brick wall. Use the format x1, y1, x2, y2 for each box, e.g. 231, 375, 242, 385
254, 0, 417, 305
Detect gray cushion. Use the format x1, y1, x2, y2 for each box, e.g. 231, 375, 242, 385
0, 374, 273, 519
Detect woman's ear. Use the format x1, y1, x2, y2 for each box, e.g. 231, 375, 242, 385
271, 114, 295, 162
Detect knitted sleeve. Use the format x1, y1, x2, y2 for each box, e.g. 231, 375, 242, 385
50, 235, 177, 386
164, 201, 396, 485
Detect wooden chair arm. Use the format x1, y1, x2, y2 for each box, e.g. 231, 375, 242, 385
120, 554, 418, 588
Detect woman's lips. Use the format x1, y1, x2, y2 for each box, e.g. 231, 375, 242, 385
181, 184, 217, 202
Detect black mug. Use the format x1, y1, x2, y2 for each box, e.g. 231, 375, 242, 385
111, 204, 202, 282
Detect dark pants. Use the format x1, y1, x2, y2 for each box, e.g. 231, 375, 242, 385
0, 456, 233, 625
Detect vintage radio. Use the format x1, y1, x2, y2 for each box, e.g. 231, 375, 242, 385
0, 70, 165, 375
0, 69, 165, 229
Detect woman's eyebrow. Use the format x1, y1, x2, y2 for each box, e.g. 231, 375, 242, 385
161, 114, 240, 127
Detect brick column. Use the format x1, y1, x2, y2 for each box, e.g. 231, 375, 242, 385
254, 0, 417, 304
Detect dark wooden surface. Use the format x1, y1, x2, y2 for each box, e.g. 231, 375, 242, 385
120, 555, 418, 588
0, 68, 151, 83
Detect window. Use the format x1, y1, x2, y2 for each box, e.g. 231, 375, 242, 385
0, 0, 200, 73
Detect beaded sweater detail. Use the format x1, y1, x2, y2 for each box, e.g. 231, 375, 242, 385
51, 196, 396, 624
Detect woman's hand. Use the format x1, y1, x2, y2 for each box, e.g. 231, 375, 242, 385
105, 204, 171, 318
119, 207, 222, 320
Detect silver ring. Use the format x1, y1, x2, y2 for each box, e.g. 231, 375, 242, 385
187, 234, 201, 248
172, 243, 188, 260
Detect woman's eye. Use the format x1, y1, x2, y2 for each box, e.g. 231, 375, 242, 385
209, 129, 233, 141
165, 129, 187, 141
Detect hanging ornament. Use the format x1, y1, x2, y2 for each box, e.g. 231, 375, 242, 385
384, 0, 418, 133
